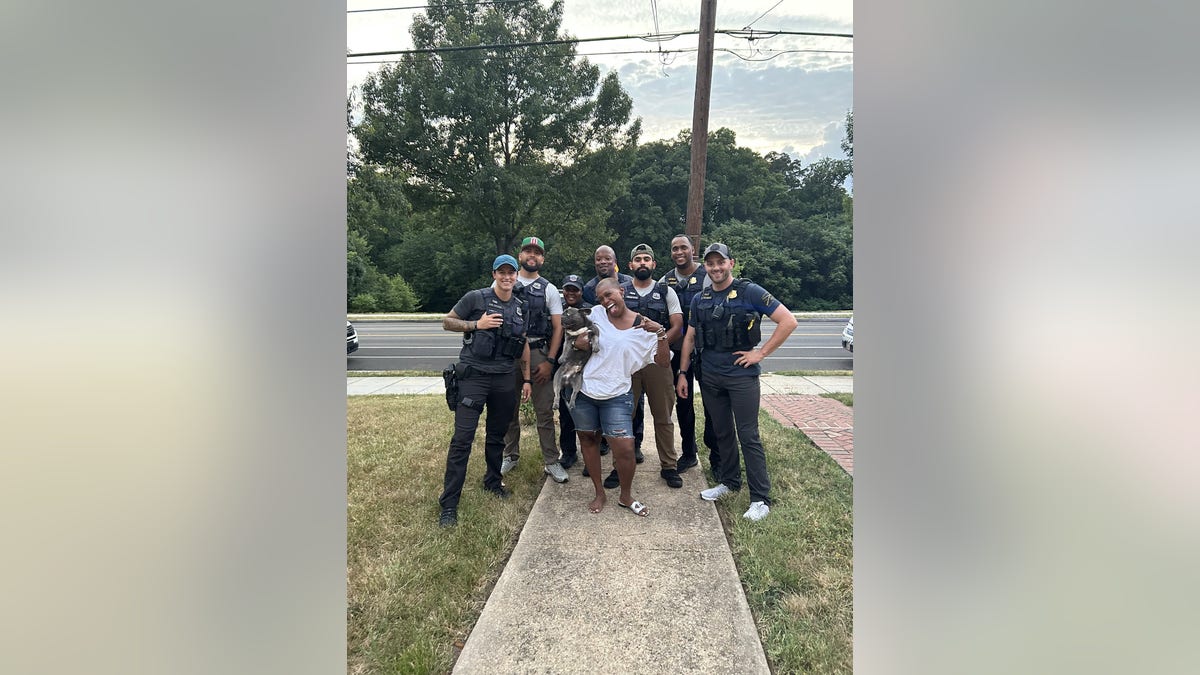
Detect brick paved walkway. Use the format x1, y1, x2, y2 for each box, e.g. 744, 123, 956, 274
761, 395, 854, 476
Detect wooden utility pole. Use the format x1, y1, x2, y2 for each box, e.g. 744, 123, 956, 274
684, 0, 718, 256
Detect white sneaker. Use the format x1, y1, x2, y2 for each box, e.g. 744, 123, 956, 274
544, 462, 569, 483
743, 501, 770, 521
500, 456, 518, 475
700, 484, 732, 501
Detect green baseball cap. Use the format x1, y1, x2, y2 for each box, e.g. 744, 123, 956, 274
520, 236, 546, 252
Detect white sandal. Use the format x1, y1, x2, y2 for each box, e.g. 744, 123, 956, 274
619, 500, 649, 517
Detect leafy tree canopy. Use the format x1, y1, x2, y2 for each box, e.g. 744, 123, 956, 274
353, 0, 640, 259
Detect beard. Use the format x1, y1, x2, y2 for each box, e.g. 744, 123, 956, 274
522, 259, 540, 273
633, 267, 653, 281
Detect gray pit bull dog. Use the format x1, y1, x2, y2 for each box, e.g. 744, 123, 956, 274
553, 306, 598, 409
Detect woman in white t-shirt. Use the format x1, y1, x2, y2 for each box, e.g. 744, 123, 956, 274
569, 278, 671, 516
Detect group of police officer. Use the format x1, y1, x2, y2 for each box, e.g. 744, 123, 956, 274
436, 234, 797, 527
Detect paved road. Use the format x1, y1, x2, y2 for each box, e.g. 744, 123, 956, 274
348, 318, 852, 372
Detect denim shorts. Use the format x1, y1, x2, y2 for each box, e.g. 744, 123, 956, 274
569, 390, 635, 438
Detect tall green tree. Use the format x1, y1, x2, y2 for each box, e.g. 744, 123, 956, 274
607, 128, 790, 255
353, 0, 640, 258
793, 157, 852, 218
347, 165, 422, 311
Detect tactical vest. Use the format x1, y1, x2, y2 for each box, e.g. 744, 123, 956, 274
693, 279, 762, 353
462, 289, 528, 360
516, 277, 551, 338
621, 280, 670, 326
662, 267, 707, 326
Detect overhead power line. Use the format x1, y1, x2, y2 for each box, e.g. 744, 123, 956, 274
346, 45, 852, 66
745, 0, 787, 29
347, 28, 852, 59
349, 0, 534, 13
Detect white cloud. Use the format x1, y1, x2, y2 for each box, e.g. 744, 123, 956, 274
347, 0, 853, 159
800, 119, 850, 165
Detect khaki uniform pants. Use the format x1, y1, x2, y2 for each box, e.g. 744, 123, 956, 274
503, 343, 559, 464
631, 361, 677, 470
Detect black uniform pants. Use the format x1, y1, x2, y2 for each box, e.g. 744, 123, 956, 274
671, 347, 716, 459
699, 370, 771, 505
558, 389, 578, 455
438, 369, 517, 511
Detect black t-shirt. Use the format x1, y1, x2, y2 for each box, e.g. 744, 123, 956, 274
452, 289, 526, 374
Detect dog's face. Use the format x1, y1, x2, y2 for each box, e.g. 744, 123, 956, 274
561, 306, 593, 332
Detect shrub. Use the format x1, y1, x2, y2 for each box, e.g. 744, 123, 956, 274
379, 274, 420, 312
349, 293, 378, 313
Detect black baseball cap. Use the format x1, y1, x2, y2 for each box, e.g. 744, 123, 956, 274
561, 274, 584, 290
702, 242, 732, 260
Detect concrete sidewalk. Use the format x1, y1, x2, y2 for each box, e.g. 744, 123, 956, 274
347, 373, 853, 672
452, 422, 770, 674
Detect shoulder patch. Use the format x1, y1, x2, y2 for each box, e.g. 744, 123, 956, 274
761, 292, 775, 305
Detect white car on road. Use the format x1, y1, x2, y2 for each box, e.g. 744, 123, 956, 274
347, 321, 360, 355
841, 316, 853, 353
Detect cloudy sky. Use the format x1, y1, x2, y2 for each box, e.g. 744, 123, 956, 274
347, 0, 852, 163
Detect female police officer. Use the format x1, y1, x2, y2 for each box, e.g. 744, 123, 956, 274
437, 254, 533, 527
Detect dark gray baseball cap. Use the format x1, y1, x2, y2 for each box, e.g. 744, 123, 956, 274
702, 242, 732, 260
630, 243, 655, 260
561, 274, 584, 289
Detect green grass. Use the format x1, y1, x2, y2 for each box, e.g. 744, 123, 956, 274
347, 396, 544, 674
697, 406, 854, 673
819, 392, 854, 407
349, 394, 853, 674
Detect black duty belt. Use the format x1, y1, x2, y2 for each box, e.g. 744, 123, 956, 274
528, 338, 548, 349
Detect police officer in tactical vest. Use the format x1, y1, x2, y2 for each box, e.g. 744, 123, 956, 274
437, 254, 533, 528
675, 243, 798, 522
500, 236, 569, 484
659, 234, 716, 474
582, 244, 633, 306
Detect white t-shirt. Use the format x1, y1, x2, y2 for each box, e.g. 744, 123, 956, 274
579, 306, 658, 400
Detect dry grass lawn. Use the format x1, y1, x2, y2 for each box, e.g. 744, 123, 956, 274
347, 395, 542, 674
